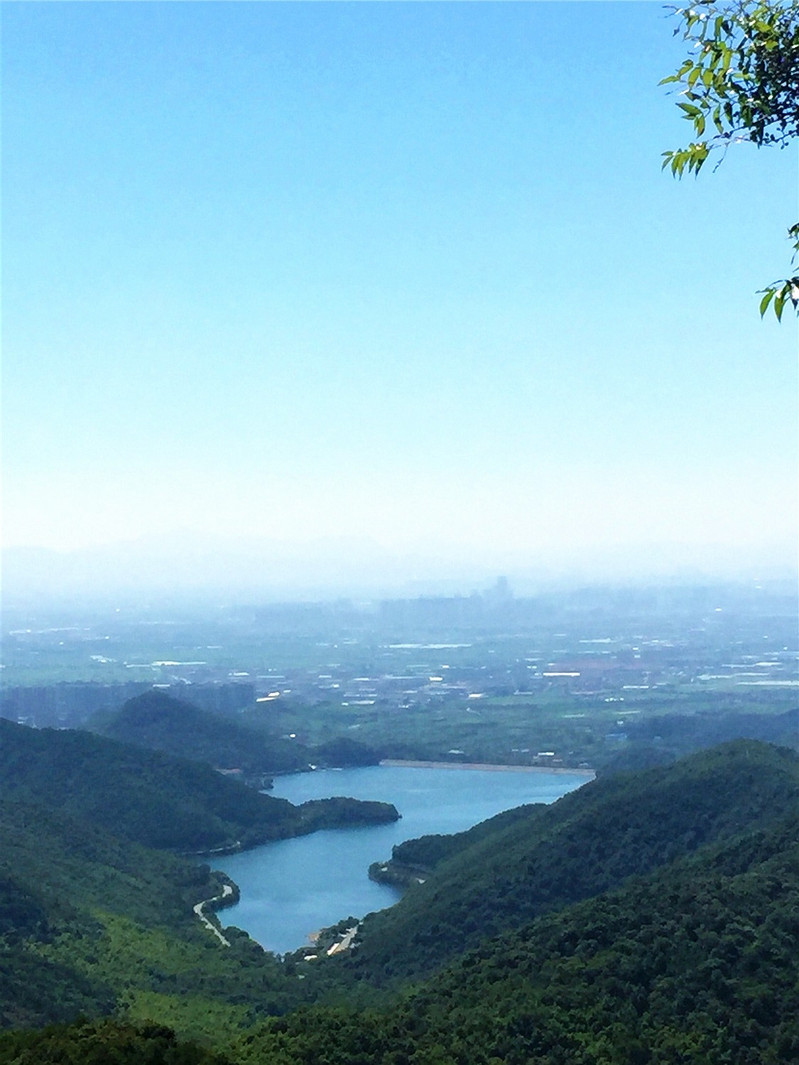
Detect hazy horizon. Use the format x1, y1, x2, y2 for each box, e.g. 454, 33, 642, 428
3, 2, 797, 597
2, 532, 796, 610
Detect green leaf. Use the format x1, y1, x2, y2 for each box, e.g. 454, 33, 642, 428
774, 289, 787, 321
758, 288, 776, 317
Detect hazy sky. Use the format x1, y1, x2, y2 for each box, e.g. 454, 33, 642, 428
3, 1, 797, 581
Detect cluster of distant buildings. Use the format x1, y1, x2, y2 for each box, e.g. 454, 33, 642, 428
2, 579, 796, 730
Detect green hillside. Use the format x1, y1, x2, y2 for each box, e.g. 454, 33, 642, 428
2, 740, 798, 1063
0, 720, 397, 853
91, 690, 381, 781
0, 799, 308, 1037
92, 690, 310, 780
347, 740, 799, 983
0, 1020, 231, 1065
370, 801, 546, 888
5, 795, 796, 1063
232, 815, 799, 1065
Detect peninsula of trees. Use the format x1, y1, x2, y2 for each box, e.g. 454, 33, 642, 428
0, 719, 398, 854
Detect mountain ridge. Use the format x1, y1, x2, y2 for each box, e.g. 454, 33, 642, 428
345, 739, 799, 983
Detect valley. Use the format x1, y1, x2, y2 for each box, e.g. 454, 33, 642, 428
2, 727, 798, 1061
1, 582, 797, 1062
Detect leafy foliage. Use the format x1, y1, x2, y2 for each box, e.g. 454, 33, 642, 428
91, 692, 379, 784
600, 704, 799, 774
311, 736, 381, 768
0, 723, 393, 1040
0, 1018, 232, 1064
662, 0, 799, 316
0, 952, 116, 1032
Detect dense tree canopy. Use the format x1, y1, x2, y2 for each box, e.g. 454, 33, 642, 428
662, 0, 799, 317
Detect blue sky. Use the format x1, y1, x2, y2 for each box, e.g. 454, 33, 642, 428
2, 1, 797, 586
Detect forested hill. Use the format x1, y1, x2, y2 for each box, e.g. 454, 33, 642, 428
92, 689, 309, 779
91, 690, 380, 782
371, 801, 546, 888
0, 797, 314, 1034
346, 740, 799, 983
232, 814, 799, 1065
0, 720, 397, 853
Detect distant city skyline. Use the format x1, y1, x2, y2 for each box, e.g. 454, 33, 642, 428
3, 2, 797, 595
3, 531, 795, 609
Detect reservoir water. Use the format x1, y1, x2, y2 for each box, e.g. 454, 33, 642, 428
215, 764, 590, 954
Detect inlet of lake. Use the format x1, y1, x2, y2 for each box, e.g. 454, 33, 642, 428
214, 764, 591, 954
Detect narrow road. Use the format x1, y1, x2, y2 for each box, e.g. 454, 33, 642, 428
193, 882, 234, 946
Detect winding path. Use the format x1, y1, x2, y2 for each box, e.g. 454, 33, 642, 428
193, 883, 234, 946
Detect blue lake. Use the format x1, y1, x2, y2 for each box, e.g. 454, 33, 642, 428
214, 764, 590, 954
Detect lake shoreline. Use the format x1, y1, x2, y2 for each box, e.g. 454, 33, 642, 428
380, 758, 595, 777
216, 765, 589, 953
